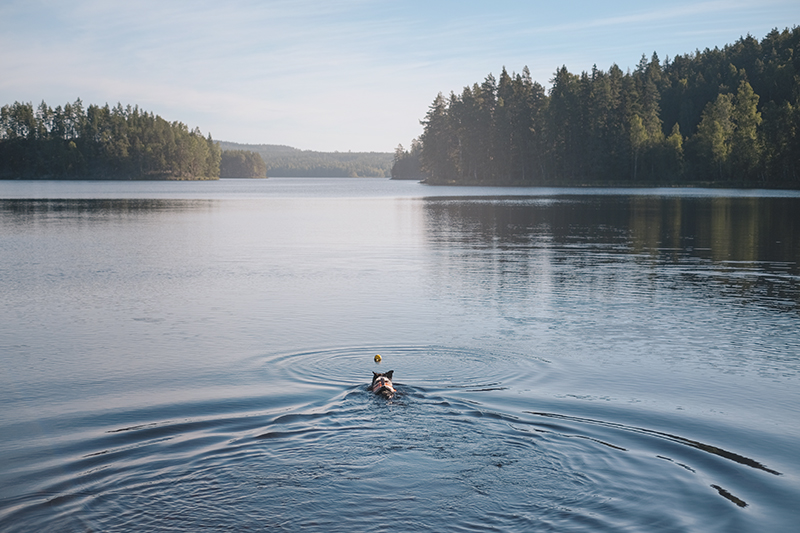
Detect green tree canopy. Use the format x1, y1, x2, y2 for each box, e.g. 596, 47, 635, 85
410, 26, 800, 187
220, 149, 267, 178
0, 100, 220, 179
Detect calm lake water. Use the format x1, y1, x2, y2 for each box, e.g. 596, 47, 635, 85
1, 178, 799, 532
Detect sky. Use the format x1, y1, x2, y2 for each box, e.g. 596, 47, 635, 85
1, 1, 798, 152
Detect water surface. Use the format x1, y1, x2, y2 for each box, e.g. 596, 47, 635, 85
1, 178, 799, 531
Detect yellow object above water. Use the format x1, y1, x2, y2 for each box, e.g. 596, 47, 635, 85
374, 354, 382, 363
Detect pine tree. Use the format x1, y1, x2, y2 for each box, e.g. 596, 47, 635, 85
419, 93, 456, 183
664, 123, 684, 178
730, 79, 762, 180
629, 114, 647, 181
695, 93, 734, 180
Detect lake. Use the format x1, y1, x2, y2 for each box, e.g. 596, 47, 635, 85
1, 178, 799, 532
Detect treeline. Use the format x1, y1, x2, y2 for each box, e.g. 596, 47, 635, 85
219, 150, 267, 178
219, 141, 392, 177
0, 100, 220, 179
397, 27, 800, 187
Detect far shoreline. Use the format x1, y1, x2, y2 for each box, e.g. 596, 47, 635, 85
2, 175, 799, 194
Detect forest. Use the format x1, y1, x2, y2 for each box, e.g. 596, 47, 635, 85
394, 27, 800, 187
0, 101, 221, 179
218, 141, 393, 178
219, 149, 267, 178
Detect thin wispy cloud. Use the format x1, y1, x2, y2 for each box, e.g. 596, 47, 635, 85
531, 1, 756, 33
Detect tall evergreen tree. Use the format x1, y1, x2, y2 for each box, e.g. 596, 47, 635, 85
730, 79, 763, 180
694, 92, 735, 180
419, 93, 456, 182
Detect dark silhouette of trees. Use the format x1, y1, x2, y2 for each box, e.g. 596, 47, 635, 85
0, 100, 220, 179
411, 27, 800, 187
391, 140, 423, 179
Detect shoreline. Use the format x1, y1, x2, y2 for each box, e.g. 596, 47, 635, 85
420, 178, 800, 190
0, 175, 220, 181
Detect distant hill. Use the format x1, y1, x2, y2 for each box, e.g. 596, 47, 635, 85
218, 141, 393, 177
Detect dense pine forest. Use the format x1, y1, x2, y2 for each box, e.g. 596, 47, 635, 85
218, 141, 393, 178
0, 100, 221, 179
394, 27, 800, 187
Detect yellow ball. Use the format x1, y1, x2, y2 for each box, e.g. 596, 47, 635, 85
374, 354, 382, 363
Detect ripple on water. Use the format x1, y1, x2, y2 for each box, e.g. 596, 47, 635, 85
1, 346, 793, 532
267, 344, 549, 392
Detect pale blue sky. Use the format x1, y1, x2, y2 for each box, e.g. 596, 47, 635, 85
1, 0, 797, 151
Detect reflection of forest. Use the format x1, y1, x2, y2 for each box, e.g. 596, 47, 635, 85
422, 196, 800, 309
423, 196, 800, 267
628, 196, 799, 267
0, 199, 213, 220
